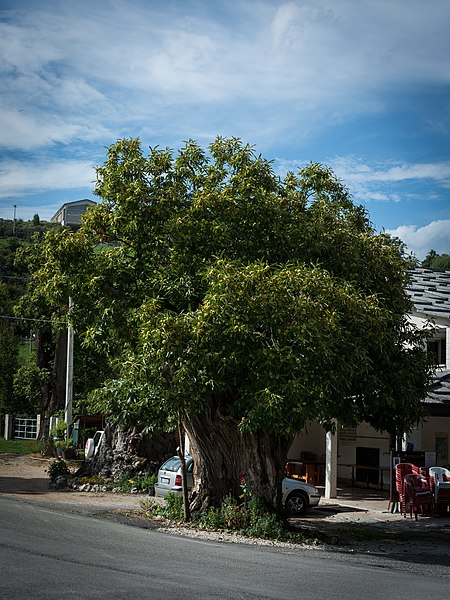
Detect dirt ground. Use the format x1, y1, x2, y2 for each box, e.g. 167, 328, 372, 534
0, 453, 144, 511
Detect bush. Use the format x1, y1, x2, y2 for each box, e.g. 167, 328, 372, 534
47, 459, 71, 484
141, 493, 184, 521
38, 436, 55, 457
116, 472, 158, 493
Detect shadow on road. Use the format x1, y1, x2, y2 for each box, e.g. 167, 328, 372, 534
0, 476, 50, 495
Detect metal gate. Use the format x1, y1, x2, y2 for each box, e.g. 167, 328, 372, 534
14, 417, 38, 439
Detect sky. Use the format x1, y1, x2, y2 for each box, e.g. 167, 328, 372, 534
1, 0, 449, 260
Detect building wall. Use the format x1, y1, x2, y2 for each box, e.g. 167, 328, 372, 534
408, 416, 450, 466
289, 421, 391, 486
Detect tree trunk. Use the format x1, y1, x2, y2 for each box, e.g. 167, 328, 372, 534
82, 423, 177, 480
36, 329, 67, 439
183, 406, 292, 514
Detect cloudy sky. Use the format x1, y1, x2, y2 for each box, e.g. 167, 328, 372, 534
1, 0, 449, 259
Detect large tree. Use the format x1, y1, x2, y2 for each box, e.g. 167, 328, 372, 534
18, 137, 431, 512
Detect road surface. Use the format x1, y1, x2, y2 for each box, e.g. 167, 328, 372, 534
1, 496, 449, 599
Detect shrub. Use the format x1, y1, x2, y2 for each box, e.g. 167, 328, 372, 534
38, 436, 55, 457
47, 459, 71, 484
117, 472, 158, 493
141, 493, 184, 521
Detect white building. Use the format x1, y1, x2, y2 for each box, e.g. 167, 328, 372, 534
288, 268, 450, 496
51, 199, 96, 229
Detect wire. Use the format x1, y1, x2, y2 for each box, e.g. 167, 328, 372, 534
0, 314, 65, 324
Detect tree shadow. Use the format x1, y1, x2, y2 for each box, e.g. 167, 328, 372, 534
0, 476, 50, 495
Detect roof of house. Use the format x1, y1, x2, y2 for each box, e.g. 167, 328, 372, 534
407, 268, 450, 321
406, 268, 450, 413
423, 370, 450, 415
51, 199, 96, 221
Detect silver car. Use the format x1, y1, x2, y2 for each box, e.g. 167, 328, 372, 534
155, 455, 320, 515
154, 455, 194, 498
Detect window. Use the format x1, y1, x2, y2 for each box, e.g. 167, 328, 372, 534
435, 434, 448, 466
428, 338, 446, 365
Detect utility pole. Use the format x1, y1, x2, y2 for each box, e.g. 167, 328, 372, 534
65, 298, 74, 437
13, 205, 16, 236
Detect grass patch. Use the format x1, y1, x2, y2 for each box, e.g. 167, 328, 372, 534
0, 438, 40, 455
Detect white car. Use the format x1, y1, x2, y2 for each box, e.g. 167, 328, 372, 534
155, 455, 321, 515
84, 430, 104, 459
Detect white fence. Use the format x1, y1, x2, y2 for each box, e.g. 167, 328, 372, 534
13, 417, 38, 439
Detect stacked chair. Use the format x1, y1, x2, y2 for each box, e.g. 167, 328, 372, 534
403, 473, 434, 520
429, 467, 450, 515
395, 463, 418, 516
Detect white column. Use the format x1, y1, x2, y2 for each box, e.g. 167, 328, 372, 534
325, 425, 338, 499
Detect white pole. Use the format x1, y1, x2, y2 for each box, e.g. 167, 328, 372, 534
325, 422, 338, 499
65, 298, 74, 437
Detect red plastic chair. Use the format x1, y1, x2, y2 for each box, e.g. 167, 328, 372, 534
395, 463, 418, 516
403, 474, 434, 520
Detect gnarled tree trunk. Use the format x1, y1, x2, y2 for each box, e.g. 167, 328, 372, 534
83, 423, 177, 481
184, 407, 292, 514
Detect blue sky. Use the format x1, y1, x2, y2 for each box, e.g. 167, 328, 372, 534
1, 0, 449, 260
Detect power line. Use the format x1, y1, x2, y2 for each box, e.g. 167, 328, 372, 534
0, 274, 30, 281
0, 314, 65, 324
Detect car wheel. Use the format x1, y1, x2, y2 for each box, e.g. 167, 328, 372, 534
285, 491, 308, 515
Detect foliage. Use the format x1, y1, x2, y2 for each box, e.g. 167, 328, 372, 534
38, 436, 55, 457
17, 137, 433, 509
50, 420, 69, 439
0, 218, 60, 241
12, 361, 46, 415
422, 249, 450, 269
47, 459, 71, 483
54, 438, 74, 450
0, 438, 40, 455
143, 493, 185, 521
0, 325, 20, 412
142, 494, 295, 542
116, 471, 157, 492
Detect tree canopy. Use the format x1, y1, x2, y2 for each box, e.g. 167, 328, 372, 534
17, 137, 432, 510
422, 249, 450, 269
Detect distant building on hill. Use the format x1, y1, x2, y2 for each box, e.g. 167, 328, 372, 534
51, 199, 96, 229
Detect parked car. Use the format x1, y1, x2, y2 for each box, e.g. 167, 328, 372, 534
84, 430, 104, 459
154, 455, 194, 498
154, 455, 321, 515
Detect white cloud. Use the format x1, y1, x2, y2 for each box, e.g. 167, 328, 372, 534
1, 0, 450, 152
327, 157, 450, 204
274, 155, 450, 202
0, 158, 96, 199
386, 220, 450, 260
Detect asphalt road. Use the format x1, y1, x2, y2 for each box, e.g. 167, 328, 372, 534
1, 496, 450, 600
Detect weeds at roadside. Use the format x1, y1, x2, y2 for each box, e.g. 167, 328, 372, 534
140, 494, 307, 544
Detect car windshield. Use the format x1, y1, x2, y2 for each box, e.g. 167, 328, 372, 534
161, 457, 181, 472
